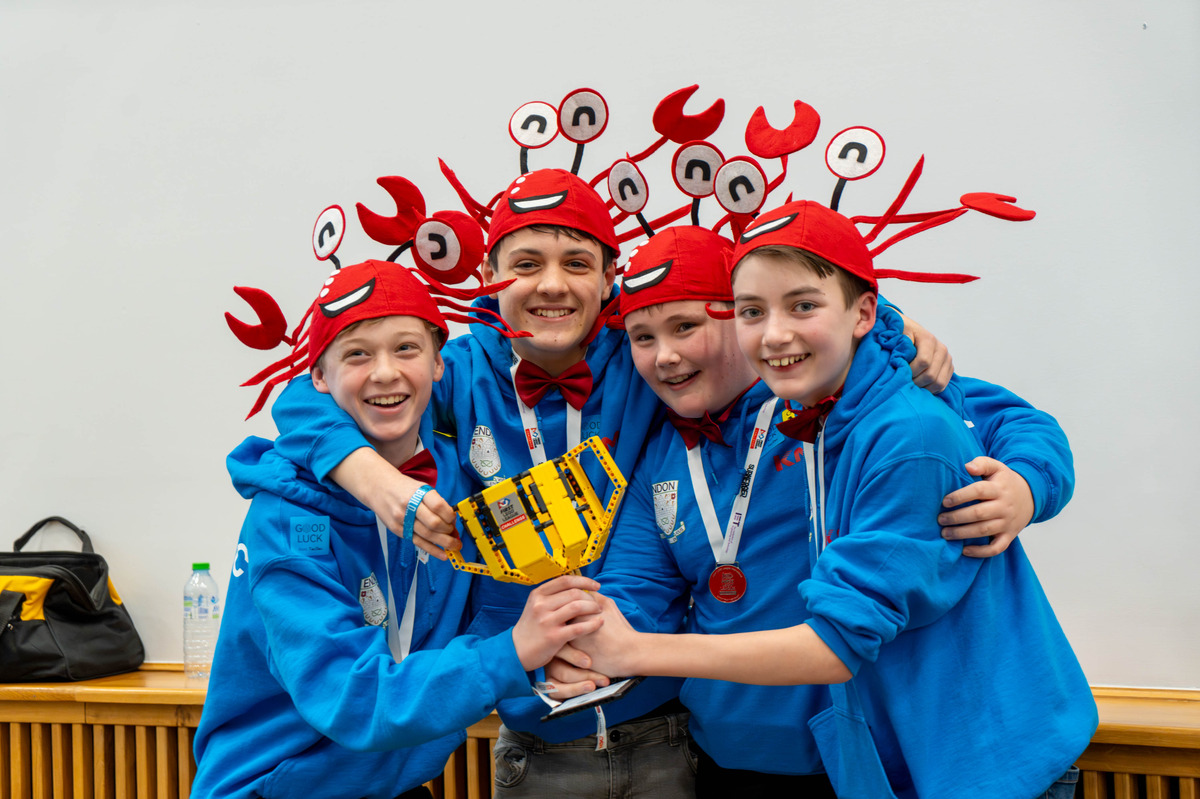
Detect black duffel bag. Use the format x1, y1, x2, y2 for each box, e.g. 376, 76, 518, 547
0, 516, 145, 681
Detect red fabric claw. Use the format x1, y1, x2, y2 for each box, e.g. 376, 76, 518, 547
960, 192, 1036, 222
744, 101, 821, 160
356, 176, 428, 246
225, 286, 288, 350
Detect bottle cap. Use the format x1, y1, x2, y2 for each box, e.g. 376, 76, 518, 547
192, 562, 210, 570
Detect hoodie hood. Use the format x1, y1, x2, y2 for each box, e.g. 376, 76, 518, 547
819, 303, 916, 455
227, 436, 376, 528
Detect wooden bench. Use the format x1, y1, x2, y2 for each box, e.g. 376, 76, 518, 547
1, 670, 1196, 798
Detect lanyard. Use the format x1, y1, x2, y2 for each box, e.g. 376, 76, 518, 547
684, 398, 778, 566
509, 355, 582, 465
375, 441, 429, 662
802, 426, 828, 563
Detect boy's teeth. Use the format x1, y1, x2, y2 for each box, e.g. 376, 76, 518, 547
368, 395, 406, 406
664, 372, 697, 385
533, 309, 571, 318
767, 355, 806, 367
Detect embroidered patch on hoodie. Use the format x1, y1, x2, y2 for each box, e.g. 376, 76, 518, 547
290, 516, 331, 555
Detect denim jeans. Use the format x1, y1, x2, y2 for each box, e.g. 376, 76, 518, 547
492, 713, 696, 799
1034, 766, 1080, 799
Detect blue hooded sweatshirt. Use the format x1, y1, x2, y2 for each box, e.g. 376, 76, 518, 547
797, 305, 1096, 798
191, 427, 531, 799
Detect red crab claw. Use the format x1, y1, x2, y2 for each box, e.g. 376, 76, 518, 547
745, 101, 821, 160
653, 85, 725, 144
960, 192, 1036, 222
225, 286, 288, 350
356, 176, 429, 246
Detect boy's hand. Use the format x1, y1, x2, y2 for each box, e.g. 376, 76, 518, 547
557, 593, 639, 678
513, 576, 604, 672
330, 448, 460, 560
900, 314, 954, 393
539, 656, 611, 699
939, 457, 1035, 557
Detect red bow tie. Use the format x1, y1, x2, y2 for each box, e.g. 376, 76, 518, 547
665, 381, 761, 450
514, 360, 593, 410
666, 410, 729, 450
775, 394, 840, 444
398, 449, 438, 485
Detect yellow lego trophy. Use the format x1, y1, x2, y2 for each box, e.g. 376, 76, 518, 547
448, 437, 626, 584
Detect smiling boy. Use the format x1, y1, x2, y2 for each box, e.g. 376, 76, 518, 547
194, 260, 604, 799
267, 171, 701, 798
565, 204, 1096, 799
548, 224, 1079, 797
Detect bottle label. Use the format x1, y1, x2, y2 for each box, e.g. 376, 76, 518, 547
290, 516, 331, 555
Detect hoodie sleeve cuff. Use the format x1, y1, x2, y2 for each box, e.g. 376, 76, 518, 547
805, 617, 864, 678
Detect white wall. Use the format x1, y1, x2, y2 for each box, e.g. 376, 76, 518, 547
2, 0, 1196, 688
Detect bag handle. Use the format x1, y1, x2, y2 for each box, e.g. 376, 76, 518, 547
14, 516, 95, 553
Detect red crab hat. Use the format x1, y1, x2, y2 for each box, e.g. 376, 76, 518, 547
730, 201, 880, 290
608, 226, 734, 329
487, 168, 620, 256
307, 259, 450, 368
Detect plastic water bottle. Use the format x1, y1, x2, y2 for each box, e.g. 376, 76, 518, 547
183, 563, 221, 679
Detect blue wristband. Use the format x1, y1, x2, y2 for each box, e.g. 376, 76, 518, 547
403, 485, 433, 540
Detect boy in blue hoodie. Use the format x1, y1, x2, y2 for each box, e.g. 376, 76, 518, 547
563, 203, 1097, 799
548, 224, 1079, 798
193, 260, 604, 799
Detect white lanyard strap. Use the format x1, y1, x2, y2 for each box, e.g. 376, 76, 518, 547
684, 398, 778, 566
375, 441, 429, 662
802, 426, 828, 563
509, 356, 582, 466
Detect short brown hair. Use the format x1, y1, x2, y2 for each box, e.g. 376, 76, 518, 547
487, 224, 617, 270
739, 245, 874, 309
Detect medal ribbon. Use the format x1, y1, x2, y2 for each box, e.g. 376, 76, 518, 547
510, 355, 583, 465
375, 439, 430, 662
802, 426, 829, 563
684, 398, 778, 567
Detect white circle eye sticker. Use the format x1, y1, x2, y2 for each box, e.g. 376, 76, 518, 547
608, 160, 649, 215
714, 157, 768, 215
510, 101, 559, 149
825, 127, 886, 180
413, 218, 462, 273
312, 205, 345, 261
558, 88, 608, 144
672, 141, 724, 198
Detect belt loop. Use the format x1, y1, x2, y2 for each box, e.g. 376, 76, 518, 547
667, 711, 682, 745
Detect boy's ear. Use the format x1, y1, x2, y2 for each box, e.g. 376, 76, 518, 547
602, 258, 617, 301
311, 366, 332, 394
431, 349, 445, 383
853, 293, 878, 340
481, 258, 499, 288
